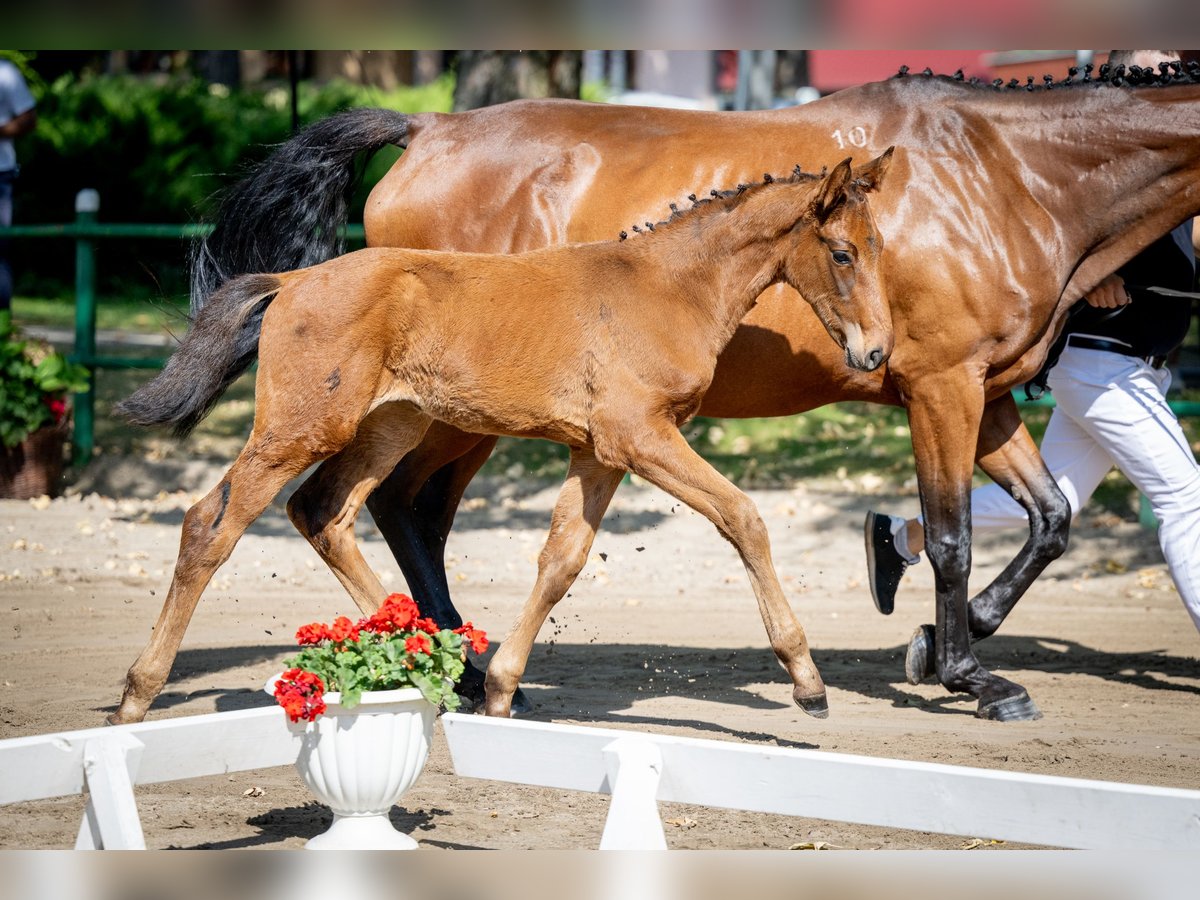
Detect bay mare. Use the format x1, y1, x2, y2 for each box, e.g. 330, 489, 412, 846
189, 64, 1200, 722
110, 154, 895, 725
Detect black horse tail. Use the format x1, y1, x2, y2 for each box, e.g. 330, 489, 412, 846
116, 274, 284, 437
189, 107, 409, 316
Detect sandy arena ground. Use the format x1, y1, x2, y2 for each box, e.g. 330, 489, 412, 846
1, 461, 1198, 850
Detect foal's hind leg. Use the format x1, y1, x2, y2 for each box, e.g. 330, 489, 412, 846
609, 421, 828, 718
288, 402, 433, 616
484, 447, 625, 717
109, 433, 318, 724
905, 395, 1071, 683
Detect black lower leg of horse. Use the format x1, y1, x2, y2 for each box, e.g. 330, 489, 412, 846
367, 432, 496, 624
907, 400, 1071, 685
966, 399, 1072, 639
906, 387, 1040, 721
366, 432, 531, 710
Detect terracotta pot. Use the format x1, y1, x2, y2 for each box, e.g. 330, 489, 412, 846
0, 420, 68, 500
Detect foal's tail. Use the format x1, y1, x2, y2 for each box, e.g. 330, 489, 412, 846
190, 107, 409, 316
116, 274, 283, 436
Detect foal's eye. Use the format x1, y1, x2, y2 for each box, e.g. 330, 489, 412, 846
831, 249, 853, 267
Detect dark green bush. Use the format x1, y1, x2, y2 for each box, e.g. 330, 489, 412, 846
10, 72, 454, 298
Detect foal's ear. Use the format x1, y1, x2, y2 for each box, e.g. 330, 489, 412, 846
852, 146, 895, 194
814, 157, 854, 223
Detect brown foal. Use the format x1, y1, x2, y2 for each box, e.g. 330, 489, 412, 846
110, 151, 895, 724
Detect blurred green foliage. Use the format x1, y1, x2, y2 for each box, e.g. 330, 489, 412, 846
9, 68, 453, 297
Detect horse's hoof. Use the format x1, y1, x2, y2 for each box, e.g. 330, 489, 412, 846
795, 691, 830, 719
509, 687, 535, 717
976, 691, 1042, 722
904, 624, 936, 685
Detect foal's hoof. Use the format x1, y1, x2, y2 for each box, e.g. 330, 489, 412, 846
509, 687, 535, 718
976, 691, 1042, 722
904, 624, 936, 685
794, 691, 830, 719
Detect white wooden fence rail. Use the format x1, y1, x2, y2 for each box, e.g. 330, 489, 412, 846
2, 706, 1199, 849
0, 706, 299, 849
439, 713, 1200, 851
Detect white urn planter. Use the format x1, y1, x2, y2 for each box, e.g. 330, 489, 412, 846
266, 675, 436, 849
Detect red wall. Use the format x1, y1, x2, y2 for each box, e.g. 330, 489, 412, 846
807, 51, 994, 93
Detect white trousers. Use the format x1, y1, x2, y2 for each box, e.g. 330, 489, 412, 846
938, 345, 1200, 633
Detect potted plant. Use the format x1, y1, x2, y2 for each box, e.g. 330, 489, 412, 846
0, 320, 89, 499
268, 592, 488, 849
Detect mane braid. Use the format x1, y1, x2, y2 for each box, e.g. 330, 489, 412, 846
617, 166, 822, 241
898, 59, 1200, 93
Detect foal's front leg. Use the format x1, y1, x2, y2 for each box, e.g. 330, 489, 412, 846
616, 422, 828, 717
484, 447, 625, 717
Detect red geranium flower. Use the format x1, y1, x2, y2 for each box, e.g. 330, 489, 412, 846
454, 622, 489, 655
404, 633, 433, 655
273, 668, 326, 723
362, 593, 420, 634
44, 396, 67, 424
295, 622, 330, 645
327, 615, 360, 643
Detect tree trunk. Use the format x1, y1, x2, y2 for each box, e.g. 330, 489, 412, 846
453, 51, 582, 112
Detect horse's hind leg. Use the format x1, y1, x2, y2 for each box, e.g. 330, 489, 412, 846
611, 421, 828, 718
287, 402, 433, 616
905, 395, 1072, 683
109, 433, 317, 725
367, 424, 499, 629
484, 447, 624, 717
366, 425, 506, 708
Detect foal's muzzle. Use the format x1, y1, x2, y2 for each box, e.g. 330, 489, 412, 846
845, 343, 889, 372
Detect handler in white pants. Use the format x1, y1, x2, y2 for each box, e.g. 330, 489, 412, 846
969, 340, 1200, 631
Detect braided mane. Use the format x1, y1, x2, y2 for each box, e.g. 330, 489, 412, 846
893, 59, 1200, 91
619, 166, 822, 241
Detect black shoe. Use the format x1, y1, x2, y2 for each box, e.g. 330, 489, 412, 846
864, 510, 909, 615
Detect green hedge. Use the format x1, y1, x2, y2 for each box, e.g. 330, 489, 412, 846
10, 72, 454, 297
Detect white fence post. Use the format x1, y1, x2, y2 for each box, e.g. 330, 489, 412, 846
75, 733, 145, 850
599, 737, 667, 850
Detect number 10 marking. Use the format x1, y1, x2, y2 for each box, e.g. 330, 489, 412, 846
831, 126, 868, 149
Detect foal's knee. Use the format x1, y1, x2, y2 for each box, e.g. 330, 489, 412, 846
718, 495, 770, 551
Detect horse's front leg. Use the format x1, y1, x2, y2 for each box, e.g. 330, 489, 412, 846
904, 376, 1041, 721
905, 394, 1072, 684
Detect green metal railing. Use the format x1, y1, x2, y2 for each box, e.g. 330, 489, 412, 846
1, 189, 363, 465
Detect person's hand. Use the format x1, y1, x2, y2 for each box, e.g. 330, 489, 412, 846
1084, 274, 1131, 309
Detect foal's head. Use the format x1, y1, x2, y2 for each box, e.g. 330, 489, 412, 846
782, 148, 895, 372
